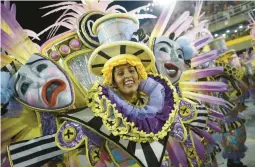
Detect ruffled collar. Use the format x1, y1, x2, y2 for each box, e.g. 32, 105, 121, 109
112, 89, 149, 107
107, 77, 166, 119
86, 73, 179, 142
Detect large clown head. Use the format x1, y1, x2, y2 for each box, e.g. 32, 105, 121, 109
153, 36, 189, 84
10, 54, 74, 110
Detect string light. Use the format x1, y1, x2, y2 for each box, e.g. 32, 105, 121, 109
143, 0, 176, 14
153, 0, 176, 6
142, 2, 156, 14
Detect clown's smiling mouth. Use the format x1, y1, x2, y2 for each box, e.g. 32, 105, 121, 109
42, 79, 66, 107
164, 63, 179, 78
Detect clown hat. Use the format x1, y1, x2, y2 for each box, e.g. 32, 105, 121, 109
208, 37, 228, 55
88, 13, 155, 77
208, 37, 236, 58
208, 37, 241, 66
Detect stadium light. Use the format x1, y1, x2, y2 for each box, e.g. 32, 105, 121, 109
234, 30, 238, 33
222, 34, 226, 37
239, 25, 243, 29
153, 0, 176, 6
226, 30, 230, 33
214, 34, 218, 37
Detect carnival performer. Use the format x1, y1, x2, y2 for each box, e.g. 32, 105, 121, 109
149, 1, 224, 166
202, 37, 248, 167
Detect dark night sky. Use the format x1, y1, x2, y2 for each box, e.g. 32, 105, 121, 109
12, 1, 153, 45
11, 1, 196, 46
15, 1, 69, 44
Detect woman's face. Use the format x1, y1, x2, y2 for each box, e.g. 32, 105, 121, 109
113, 64, 140, 96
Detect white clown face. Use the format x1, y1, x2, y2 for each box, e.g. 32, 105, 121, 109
11, 54, 73, 109
153, 37, 188, 84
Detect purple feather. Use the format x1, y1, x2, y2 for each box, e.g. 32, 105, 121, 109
1, 30, 16, 54
11, 4, 16, 18
4, 1, 10, 10
209, 109, 224, 119
191, 131, 206, 160
1, 5, 24, 35
181, 67, 224, 81
167, 138, 188, 167
207, 121, 222, 132
194, 34, 213, 50
192, 50, 217, 62
191, 50, 218, 68
192, 128, 215, 143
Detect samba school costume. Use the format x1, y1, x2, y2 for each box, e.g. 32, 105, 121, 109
191, 36, 248, 167
1, 1, 231, 167
149, 2, 225, 166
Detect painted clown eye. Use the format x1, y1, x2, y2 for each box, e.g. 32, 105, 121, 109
21, 82, 30, 95
160, 47, 167, 53
36, 64, 48, 73
177, 49, 184, 59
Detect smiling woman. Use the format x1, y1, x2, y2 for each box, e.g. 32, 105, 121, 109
112, 64, 141, 103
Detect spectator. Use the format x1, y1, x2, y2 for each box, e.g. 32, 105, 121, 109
228, 5, 234, 14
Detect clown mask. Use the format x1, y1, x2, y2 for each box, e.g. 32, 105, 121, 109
10, 54, 74, 110
153, 36, 188, 84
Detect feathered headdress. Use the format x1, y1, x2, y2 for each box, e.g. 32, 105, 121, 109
149, 1, 225, 102
37, 0, 157, 39
149, 0, 213, 61
1, 1, 40, 65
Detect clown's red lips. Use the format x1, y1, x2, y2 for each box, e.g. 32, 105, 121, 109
164, 62, 179, 78
42, 79, 66, 107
